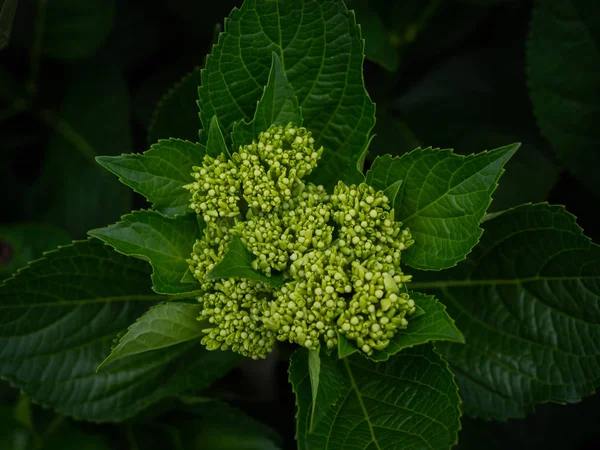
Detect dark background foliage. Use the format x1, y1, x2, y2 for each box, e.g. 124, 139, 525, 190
0, 0, 598, 448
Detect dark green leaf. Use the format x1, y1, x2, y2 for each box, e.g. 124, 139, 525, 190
89, 211, 201, 295
131, 398, 282, 450
0, 403, 36, 450
148, 67, 202, 143
97, 139, 205, 217
0, 240, 239, 422
206, 115, 229, 158
307, 348, 320, 432
366, 144, 518, 270
232, 52, 303, 148
97, 302, 203, 371
0, 0, 18, 49
199, 0, 375, 190
527, 0, 600, 196
29, 62, 133, 238
290, 343, 461, 449
12, 0, 115, 59
345, 0, 399, 72
389, 49, 561, 212
412, 203, 600, 419
0, 224, 70, 279
44, 425, 110, 450
207, 235, 284, 287
369, 292, 464, 362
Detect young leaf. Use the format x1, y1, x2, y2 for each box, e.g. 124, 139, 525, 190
0, 224, 70, 279
0, 240, 240, 422
198, 0, 375, 190
527, 0, 600, 197
97, 302, 204, 371
290, 343, 461, 449
207, 235, 284, 287
307, 348, 320, 433
96, 139, 205, 217
232, 52, 303, 148
206, 115, 229, 158
89, 211, 202, 295
369, 292, 464, 362
148, 67, 202, 144
413, 203, 600, 419
336, 333, 358, 358
366, 144, 518, 270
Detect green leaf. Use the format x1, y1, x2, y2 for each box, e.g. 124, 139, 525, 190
412, 203, 600, 419
28, 62, 133, 238
366, 144, 518, 270
0, 240, 240, 421
207, 235, 284, 287
148, 67, 202, 143
0, 0, 18, 49
388, 49, 561, 212
527, 0, 600, 196
0, 224, 70, 279
0, 403, 36, 450
336, 333, 359, 358
12, 0, 115, 60
131, 399, 282, 450
345, 0, 399, 72
307, 348, 320, 432
97, 302, 203, 371
43, 425, 110, 450
232, 52, 302, 148
88, 211, 201, 295
369, 292, 464, 362
198, 0, 375, 190
206, 115, 229, 158
290, 343, 461, 449
97, 139, 205, 217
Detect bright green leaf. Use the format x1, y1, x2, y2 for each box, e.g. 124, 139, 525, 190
97, 302, 203, 371
88, 211, 201, 295
0, 224, 70, 279
366, 144, 518, 270
336, 333, 358, 359
290, 343, 461, 449
97, 139, 205, 217
207, 235, 284, 287
369, 292, 464, 362
412, 203, 600, 419
232, 52, 303, 148
148, 67, 202, 143
199, 0, 375, 190
206, 115, 229, 158
28, 62, 133, 238
307, 348, 320, 432
527, 0, 600, 196
0, 240, 239, 422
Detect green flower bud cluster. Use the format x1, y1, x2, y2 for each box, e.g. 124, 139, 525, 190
185, 123, 415, 359
199, 279, 276, 359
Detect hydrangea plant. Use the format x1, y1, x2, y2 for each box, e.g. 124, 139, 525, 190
1, 1, 599, 449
